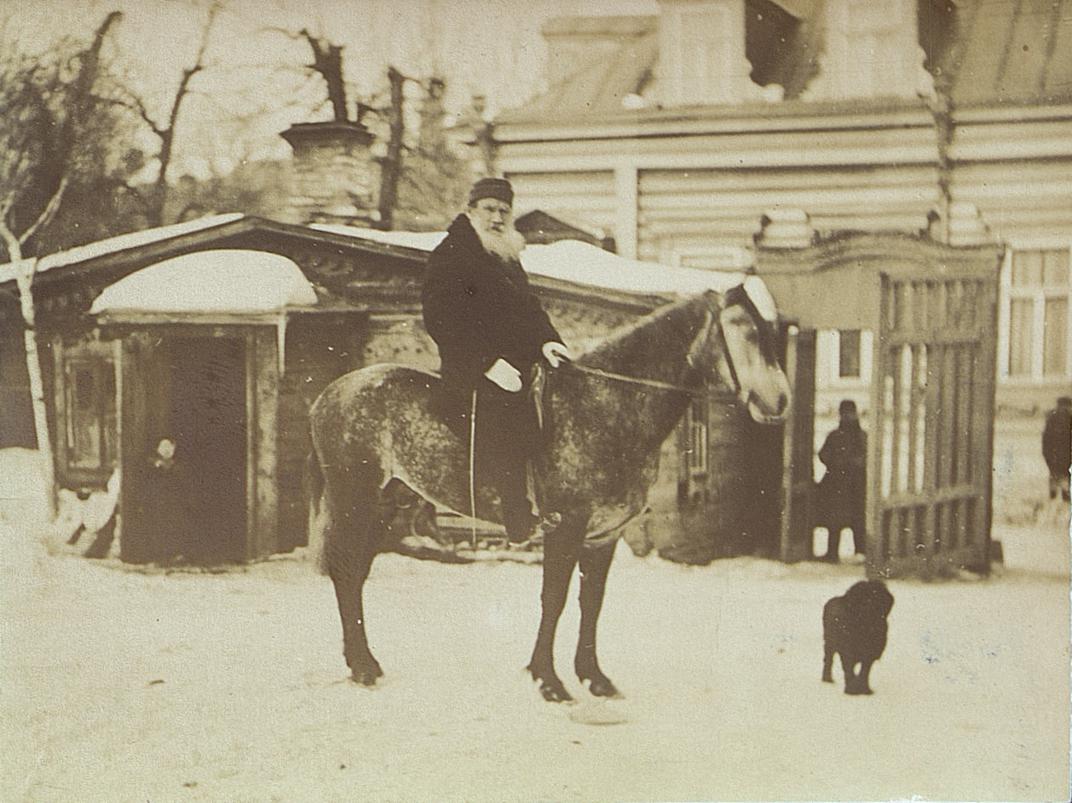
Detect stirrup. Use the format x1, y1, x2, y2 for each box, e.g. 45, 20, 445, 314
506, 511, 561, 551
541, 511, 562, 529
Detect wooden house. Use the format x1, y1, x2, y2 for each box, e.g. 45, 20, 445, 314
487, 0, 1072, 417
481, 2, 1019, 572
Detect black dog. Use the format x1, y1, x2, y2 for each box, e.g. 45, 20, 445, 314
822, 580, 894, 695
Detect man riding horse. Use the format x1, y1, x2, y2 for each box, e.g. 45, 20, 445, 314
421, 177, 571, 547
309, 187, 791, 697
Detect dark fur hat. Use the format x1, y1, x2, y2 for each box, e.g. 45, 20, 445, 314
468, 177, 513, 207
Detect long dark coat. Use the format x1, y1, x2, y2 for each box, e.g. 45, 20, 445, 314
421, 214, 560, 427
817, 423, 867, 529
1042, 406, 1072, 480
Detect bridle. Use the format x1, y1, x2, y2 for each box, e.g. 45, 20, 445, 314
559, 284, 780, 401
559, 301, 727, 398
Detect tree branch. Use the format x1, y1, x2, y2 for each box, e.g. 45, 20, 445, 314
98, 93, 165, 137
144, 1, 220, 226
0, 214, 22, 266
17, 175, 69, 246
297, 28, 348, 122
0, 191, 16, 239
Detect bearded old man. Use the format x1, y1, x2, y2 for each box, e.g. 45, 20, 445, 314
421, 177, 571, 547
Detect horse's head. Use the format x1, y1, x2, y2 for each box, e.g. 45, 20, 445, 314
688, 281, 791, 424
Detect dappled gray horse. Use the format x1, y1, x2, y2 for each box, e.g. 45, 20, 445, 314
309, 285, 790, 702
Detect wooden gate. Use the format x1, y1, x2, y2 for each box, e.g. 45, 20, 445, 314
868, 273, 999, 577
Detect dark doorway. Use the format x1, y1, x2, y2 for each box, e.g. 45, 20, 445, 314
151, 336, 247, 563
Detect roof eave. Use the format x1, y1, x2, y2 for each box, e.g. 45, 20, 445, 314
495, 97, 936, 142
0, 216, 435, 293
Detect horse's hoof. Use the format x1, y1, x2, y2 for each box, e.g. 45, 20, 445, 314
349, 660, 384, 686
351, 669, 382, 686
536, 678, 574, 703
584, 677, 622, 699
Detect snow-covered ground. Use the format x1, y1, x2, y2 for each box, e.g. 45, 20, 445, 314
2, 449, 1069, 802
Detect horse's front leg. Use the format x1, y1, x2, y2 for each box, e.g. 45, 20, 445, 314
575, 540, 621, 698
527, 525, 581, 702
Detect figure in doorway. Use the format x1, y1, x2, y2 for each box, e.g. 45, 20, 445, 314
817, 400, 867, 562
1042, 396, 1071, 503
146, 437, 191, 561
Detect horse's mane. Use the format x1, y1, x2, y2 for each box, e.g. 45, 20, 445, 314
577, 291, 717, 371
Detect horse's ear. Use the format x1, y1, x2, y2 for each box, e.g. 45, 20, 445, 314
686, 307, 716, 368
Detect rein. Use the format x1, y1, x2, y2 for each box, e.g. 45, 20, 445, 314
562, 362, 706, 396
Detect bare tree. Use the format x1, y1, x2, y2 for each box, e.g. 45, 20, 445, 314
0, 11, 122, 514
299, 28, 348, 122
262, 26, 353, 122
268, 24, 471, 230
106, 1, 222, 227
394, 75, 471, 230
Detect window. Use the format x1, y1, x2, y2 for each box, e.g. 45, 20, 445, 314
64, 356, 117, 471
823, 329, 871, 385
671, 247, 753, 272
1004, 247, 1071, 380
838, 330, 862, 378
685, 398, 709, 480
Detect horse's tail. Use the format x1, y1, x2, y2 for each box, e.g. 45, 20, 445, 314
306, 449, 324, 516
305, 449, 330, 575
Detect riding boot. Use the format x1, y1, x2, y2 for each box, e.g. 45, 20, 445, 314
822, 526, 841, 562
852, 525, 866, 555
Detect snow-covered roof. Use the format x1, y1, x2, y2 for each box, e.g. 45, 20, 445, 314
3, 213, 758, 312
89, 250, 317, 317
312, 224, 447, 253
310, 224, 753, 296
0, 214, 245, 286
523, 240, 748, 294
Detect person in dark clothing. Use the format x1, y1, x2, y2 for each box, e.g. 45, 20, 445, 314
817, 399, 868, 561
1043, 396, 1071, 502
144, 437, 191, 562
421, 177, 570, 545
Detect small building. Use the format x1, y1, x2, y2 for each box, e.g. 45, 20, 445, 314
0, 199, 776, 564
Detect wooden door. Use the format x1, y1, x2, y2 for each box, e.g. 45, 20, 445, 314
119, 333, 248, 564
118, 332, 169, 563
868, 274, 998, 577
167, 337, 247, 563
779, 325, 817, 562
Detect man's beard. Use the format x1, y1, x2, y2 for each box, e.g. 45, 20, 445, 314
469, 215, 525, 262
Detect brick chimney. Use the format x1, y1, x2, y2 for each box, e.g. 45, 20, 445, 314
279, 121, 379, 226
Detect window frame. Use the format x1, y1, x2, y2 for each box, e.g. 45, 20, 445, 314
54, 336, 119, 485
669, 246, 754, 272
836, 328, 863, 379
824, 329, 873, 389
997, 239, 1072, 384
684, 397, 709, 481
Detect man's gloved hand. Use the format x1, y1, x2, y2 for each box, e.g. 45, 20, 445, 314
541, 341, 572, 369
484, 358, 523, 392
